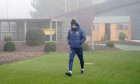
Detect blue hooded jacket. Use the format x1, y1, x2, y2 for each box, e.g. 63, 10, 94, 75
67, 23, 86, 48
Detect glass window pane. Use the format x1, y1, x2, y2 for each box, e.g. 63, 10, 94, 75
117, 25, 123, 30
93, 24, 99, 30
1, 22, 9, 32
10, 22, 17, 32
123, 24, 128, 30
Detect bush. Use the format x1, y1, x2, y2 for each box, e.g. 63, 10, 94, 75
4, 42, 16, 52
4, 34, 12, 41
119, 32, 127, 41
83, 42, 89, 51
26, 28, 46, 46
101, 34, 107, 42
106, 41, 115, 48
44, 42, 56, 52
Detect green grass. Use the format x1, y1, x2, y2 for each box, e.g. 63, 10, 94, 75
0, 50, 140, 84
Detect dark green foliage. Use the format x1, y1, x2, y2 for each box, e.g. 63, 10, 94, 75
119, 32, 127, 41
106, 41, 115, 48
83, 42, 89, 51
26, 28, 46, 46
44, 42, 56, 52
4, 42, 16, 52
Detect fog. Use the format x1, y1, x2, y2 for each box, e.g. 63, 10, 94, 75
0, 0, 139, 40
0, 0, 34, 18
0, 0, 106, 18
0, 1, 140, 82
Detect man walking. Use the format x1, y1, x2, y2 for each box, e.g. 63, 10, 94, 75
66, 19, 86, 76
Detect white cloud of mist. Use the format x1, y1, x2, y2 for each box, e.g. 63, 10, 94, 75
0, 0, 34, 18
0, 0, 107, 19
92, 0, 106, 5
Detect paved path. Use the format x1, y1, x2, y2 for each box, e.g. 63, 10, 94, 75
131, 40, 140, 43
94, 44, 140, 51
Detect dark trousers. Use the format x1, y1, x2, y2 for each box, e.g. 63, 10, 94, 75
69, 48, 84, 71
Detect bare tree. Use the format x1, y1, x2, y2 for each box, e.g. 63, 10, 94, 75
30, 0, 94, 18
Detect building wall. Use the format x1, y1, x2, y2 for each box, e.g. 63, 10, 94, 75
0, 19, 72, 42
61, 19, 71, 41
93, 23, 131, 41
99, 24, 105, 41
93, 24, 105, 41
116, 23, 131, 41
93, 26, 99, 41
59, 8, 96, 35
110, 24, 117, 41
57, 21, 62, 41
16, 21, 25, 41
111, 23, 131, 41
96, 2, 140, 40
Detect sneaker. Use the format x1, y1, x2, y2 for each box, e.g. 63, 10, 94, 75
66, 72, 72, 76
81, 70, 84, 74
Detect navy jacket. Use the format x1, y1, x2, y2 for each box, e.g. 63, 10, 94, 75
67, 24, 86, 48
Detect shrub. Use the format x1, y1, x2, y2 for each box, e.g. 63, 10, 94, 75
106, 41, 115, 48
83, 42, 89, 51
4, 42, 16, 52
26, 28, 46, 46
101, 34, 107, 42
44, 42, 56, 52
119, 32, 127, 41
4, 34, 12, 41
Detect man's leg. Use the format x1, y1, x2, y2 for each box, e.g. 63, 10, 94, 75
76, 48, 84, 73
66, 48, 76, 76
69, 48, 76, 72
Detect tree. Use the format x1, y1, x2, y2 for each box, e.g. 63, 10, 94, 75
30, 0, 62, 18
30, 0, 94, 18
119, 32, 128, 41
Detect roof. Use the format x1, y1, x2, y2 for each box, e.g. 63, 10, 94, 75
0, 18, 52, 22
56, 0, 140, 33
93, 16, 130, 23
0, 18, 70, 22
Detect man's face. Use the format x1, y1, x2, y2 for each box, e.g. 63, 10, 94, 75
72, 25, 77, 29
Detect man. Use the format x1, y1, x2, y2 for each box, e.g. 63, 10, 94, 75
66, 19, 86, 76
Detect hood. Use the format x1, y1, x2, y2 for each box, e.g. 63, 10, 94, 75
71, 23, 80, 31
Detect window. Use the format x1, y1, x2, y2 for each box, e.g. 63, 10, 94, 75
123, 24, 128, 30
117, 25, 123, 30
117, 24, 128, 30
10, 22, 17, 32
1, 22, 9, 32
1, 22, 17, 41
93, 24, 99, 30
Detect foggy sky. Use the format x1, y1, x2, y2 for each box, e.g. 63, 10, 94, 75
0, 0, 34, 18
0, 0, 105, 19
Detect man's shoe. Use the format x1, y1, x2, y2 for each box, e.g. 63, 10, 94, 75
80, 70, 84, 74
66, 72, 72, 76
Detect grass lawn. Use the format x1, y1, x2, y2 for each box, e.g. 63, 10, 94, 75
0, 50, 140, 84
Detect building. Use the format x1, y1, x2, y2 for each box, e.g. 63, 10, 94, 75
0, 18, 72, 41
1, 0, 140, 42
58, 0, 140, 40
92, 16, 131, 41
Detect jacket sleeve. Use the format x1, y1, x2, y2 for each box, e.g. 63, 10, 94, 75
80, 29, 86, 44
67, 30, 71, 45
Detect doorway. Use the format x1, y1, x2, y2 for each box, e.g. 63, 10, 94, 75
105, 23, 111, 40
